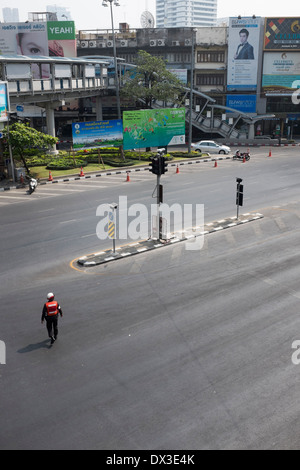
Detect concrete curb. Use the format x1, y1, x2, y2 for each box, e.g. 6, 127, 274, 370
77, 212, 264, 267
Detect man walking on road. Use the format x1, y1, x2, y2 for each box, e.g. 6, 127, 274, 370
41, 293, 63, 345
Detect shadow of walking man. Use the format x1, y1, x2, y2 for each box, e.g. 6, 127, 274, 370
17, 339, 51, 353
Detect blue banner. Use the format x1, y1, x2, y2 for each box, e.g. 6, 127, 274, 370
226, 94, 257, 113
72, 119, 123, 150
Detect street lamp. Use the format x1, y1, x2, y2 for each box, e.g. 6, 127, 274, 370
102, 0, 121, 120
188, 29, 196, 153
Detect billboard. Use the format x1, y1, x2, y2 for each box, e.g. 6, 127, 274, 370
0, 22, 48, 56
0, 21, 76, 78
72, 120, 123, 150
262, 52, 300, 93
0, 82, 10, 122
264, 18, 300, 51
123, 108, 186, 150
226, 95, 257, 113
227, 17, 261, 91
169, 69, 188, 85
47, 21, 76, 57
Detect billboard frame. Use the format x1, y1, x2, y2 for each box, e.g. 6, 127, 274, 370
0, 81, 10, 123
264, 17, 300, 51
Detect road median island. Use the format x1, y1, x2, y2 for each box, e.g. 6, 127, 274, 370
76, 212, 263, 267
35, 154, 231, 186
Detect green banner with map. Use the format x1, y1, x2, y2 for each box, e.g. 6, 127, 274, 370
123, 108, 186, 150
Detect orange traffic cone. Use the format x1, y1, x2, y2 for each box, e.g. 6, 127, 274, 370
268, 150, 272, 157
176, 164, 179, 174
48, 171, 53, 181
79, 166, 85, 177
243, 156, 246, 163
20, 173, 24, 184
214, 160, 218, 168
126, 171, 130, 182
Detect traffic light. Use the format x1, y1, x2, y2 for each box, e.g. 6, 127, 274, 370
161, 156, 168, 175
149, 156, 168, 175
149, 157, 160, 175
236, 178, 243, 207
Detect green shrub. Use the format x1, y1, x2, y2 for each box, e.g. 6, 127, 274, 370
27, 156, 52, 166
46, 159, 88, 170
102, 158, 135, 167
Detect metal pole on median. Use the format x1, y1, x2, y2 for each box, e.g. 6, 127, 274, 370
157, 173, 161, 240
109, 203, 118, 254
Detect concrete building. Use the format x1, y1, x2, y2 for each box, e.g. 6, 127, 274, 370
156, 0, 217, 28
46, 5, 72, 21
77, 26, 227, 110
2, 8, 19, 23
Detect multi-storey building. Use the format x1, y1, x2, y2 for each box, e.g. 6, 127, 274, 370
156, 0, 217, 28
2, 8, 19, 23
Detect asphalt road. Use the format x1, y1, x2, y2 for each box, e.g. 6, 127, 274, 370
1, 146, 300, 450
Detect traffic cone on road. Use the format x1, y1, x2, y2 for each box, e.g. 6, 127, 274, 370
48, 171, 53, 181
176, 164, 179, 174
79, 166, 85, 177
268, 150, 272, 157
20, 173, 24, 184
214, 160, 218, 168
126, 171, 130, 182
243, 156, 246, 163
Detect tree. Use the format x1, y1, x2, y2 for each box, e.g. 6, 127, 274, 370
121, 50, 184, 109
3, 122, 57, 175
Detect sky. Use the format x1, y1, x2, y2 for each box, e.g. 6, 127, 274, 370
0, 0, 299, 31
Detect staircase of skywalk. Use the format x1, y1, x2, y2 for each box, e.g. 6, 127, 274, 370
150, 88, 249, 140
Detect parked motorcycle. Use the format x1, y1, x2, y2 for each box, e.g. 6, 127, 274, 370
28, 177, 38, 194
233, 150, 250, 161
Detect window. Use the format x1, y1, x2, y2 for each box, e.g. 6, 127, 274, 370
197, 51, 224, 63
196, 74, 224, 86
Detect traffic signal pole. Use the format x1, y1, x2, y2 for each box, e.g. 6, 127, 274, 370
157, 173, 161, 240
149, 151, 168, 240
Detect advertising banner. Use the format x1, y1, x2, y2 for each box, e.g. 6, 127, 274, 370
123, 108, 186, 150
226, 95, 257, 113
0, 82, 9, 122
47, 21, 76, 57
0, 22, 48, 56
264, 18, 300, 51
227, 17, 261, 91
262, 52, 300, 93
169, 69, 188, 85
72, 120, 123, 150
0, 21, 76, 78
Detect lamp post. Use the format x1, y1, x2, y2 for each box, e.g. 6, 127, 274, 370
188, 29, 196, 153
102, 0, 121, 120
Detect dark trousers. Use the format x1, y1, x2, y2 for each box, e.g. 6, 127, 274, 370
46, 316, 58, 339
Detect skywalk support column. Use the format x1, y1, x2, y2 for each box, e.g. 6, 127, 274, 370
248, 122, 255, 140
96, 96, 103, 121
45, 102, 58, 155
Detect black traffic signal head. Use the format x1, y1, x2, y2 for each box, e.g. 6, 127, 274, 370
149, 157, 160, 175
161, 156, 168, 175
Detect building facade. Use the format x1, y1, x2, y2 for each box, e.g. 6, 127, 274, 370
2, 8, 19, 23
156, 0, 217, 28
